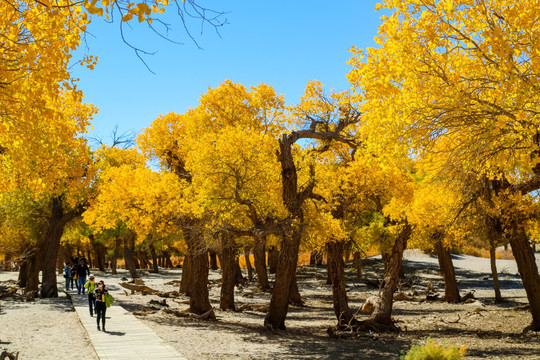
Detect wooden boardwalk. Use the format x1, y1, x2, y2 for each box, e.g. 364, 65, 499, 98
69, 290, 185, 360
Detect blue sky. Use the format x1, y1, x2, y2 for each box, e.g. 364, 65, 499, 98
73, 1, 385, 144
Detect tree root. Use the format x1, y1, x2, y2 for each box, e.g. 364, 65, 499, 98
328, 315, 400, 338
0, 347, 19, 360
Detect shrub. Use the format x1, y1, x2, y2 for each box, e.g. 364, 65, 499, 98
401, 338, 466, 360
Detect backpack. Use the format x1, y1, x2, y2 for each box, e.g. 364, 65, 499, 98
104, 293, 114, 308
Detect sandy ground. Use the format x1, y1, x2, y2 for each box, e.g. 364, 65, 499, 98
1, 250, 539, 359
0, 278, 98, 360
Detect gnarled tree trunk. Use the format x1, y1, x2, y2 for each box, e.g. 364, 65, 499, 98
182, 224, 214, 318
327, 241, 353, 327
111, 236, 121, 275
149, 243, 160, 273
435, 238, 461, 303
264, 231, 302, 330
353, 251, 363, 278
369, 223, 411, 329
253, 235, 270, 290
209, 249, 219, 270
219, 233, 236, 311
123, 231, 138, 280
244, 248, 253, 282
39, 197, 82, 298
489, 240, 502, 302
508, 225, 540, 330
268, 246, 279, 274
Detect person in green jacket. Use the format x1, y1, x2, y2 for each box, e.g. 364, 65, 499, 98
84, 274, 98, 316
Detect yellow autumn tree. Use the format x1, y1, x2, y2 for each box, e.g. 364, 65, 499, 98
348, 0, 540, 330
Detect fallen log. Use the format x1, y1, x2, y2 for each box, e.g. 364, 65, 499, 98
133, 306, 156, 316
119, 283, 179, 297
0, 287, 18, 300
237, 303, 268, 313
149, 299, 169, 308
162, 307, 216, 320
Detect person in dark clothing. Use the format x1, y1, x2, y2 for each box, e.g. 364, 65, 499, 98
76, 259, 90, 295
94, 280, 108, 331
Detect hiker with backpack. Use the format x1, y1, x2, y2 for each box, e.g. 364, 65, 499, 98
94, 280, 113, 331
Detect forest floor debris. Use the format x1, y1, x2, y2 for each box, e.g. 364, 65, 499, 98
0, 249, 539, 359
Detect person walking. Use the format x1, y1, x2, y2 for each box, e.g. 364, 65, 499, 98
63, 261, 72, 290
76, 258, 90, 295
94, 280, 108, 331
84, 274, 98, 316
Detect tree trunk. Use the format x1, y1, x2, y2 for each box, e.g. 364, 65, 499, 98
289, 273, 303, 305
40, 197, 80, 298
111, 236, 120, 275
219, 233, 236, 311
149, 244, 160, 273
18, 249, 37, 290
381, 252, 390, 274
244, 248, 253, 282
327, 241, 353, 327
253, 236, 270, 290
91, 235, 106, 272
85, 250, 92, 269
264, 231, 301, 330
188, 240, 213, 316
268, 246, 278, 274
209, 249, 219, 270
234, 256, 244, 284
138, 250, 151, 269
353, 251, 363, 278
180, 253, 192, 294
182, 224, 214, 318
435, 239, 461, 303
326, 257, 332, 285
163, 250, 174, 268
123, 232, 138, 280
489, 240, 503, 302
344, 241, 352, 263
370, 223, 411, 328
508, 226, 540, 330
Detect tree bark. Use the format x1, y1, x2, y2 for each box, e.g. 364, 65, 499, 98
289, 272, 303, 306
234, 255, 244, 284
253, 236, 270, 290
39, 197, 81, 298
268, 246, 278, 274
149, 243, 160, 273
353, 251, 363, 278
370, 223, 411, 328
180, 253, 192, 294
181, 224, 214, 318
435, 239, 461, 303
111, 236, 121, 275
209, 249, 219, 270
344, 241, 352, 263
123, 231, 138, 280
327, 241, 353, 327
163, 250, 174, 268
507, 225, 540, 330
264, 232, 301, 330
489, 240, 502, 302
244, 248, 253, 282
219, 233, 236, 311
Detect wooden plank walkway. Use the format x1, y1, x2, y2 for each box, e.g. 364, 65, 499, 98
68, 290, 185, 360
